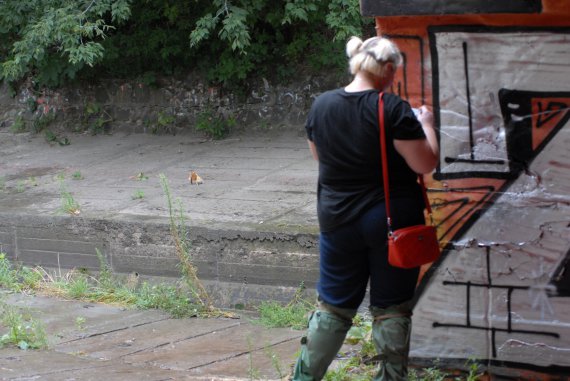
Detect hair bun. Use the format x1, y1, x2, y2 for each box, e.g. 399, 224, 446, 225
346, 36, 363, 58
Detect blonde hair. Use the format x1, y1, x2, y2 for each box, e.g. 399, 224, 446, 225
346, 36, 402, 77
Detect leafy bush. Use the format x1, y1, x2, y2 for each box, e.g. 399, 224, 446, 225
0, 0, 131, 87
195, 109, 235, 140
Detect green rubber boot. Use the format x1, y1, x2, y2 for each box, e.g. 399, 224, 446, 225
291, 306, 354, 381
370, 302, 413, 381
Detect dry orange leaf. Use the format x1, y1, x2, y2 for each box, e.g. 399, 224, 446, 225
189, 171, 203, 185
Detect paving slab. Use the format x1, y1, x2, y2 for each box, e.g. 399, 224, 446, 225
0, 130, 318, 230
123, 322, 302, 372
57, 318, 242, 360
0, 292, 300, 380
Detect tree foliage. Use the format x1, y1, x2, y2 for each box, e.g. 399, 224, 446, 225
0, 0, 131, 86
0, 0, 372, 88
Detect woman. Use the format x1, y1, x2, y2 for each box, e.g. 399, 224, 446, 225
292, 36, 439, 380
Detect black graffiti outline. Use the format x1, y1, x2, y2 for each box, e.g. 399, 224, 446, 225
499, 89, 570, 176
429, 185, 495, 242
464, 41, 475, 161
429, 26, 570, 180
385, 34, 425, 105
445, 41, 507, 165
389, 51, 409, 101
537, 101, 569, 128
550, 246, 570, 297
433, 246, 560, 358
411, 24, 570, 377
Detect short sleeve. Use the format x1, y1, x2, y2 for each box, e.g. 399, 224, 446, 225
388, 97, 426, 140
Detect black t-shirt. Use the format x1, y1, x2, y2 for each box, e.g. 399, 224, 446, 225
305, 89, 426, 232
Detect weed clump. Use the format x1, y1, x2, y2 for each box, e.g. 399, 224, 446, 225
0, 302, 48, 350
257, 282, 315, 330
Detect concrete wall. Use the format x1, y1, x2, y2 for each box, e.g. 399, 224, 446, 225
0, 73, 343, 135
365, 0, 570, 377
0, 215, 319, 310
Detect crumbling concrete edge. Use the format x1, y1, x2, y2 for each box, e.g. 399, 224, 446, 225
0, 213, 320, 309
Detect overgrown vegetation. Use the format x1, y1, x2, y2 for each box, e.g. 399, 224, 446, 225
256, 282, 314, 330
1, 249, 485, 380
0, 302, 48, 350
0, 174, 229, 319
81, 102, 113, 135
149, 110, 176, 135
159, 174, 225, 317
321, 316, 485, 381
59, 181, 81, 215
0, 251, 203, 319
195, 109, 235, 140
255, 288, 484, 380
10, 115, 26, 133
0, 0, 372, 90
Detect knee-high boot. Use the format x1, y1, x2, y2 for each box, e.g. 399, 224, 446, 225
291, 307, 354, 381
369, 302, 413, 381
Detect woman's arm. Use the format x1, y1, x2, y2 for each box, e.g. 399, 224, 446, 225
393, 106, 439, 174
308, 139, 319, 161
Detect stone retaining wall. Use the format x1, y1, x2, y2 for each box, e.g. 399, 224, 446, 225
0, 73, 346, 136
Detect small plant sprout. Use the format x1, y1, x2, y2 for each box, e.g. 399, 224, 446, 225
246, 335, 261, 380
0, 303, 48, 350
72, 171, 83, 180
10, 115, 26, 133
152, 110, 176, 135
75, 316, 87, 330
264, 345, 285, 379
132, 172, 149, 181
59, 182, 81, 215
131, 190, 145, 200
15, 180, 26, 193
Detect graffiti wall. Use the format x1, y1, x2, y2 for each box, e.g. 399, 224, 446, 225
361, 0, 570, 377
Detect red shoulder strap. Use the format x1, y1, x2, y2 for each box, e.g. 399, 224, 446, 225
378, 93, 432, 233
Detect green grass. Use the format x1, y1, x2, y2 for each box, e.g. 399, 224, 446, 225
0, 302, 48, 350
59, 181, 81, 215
0, 252, 205, 319
1, 175, 233, 322
133, 172, 149, 181
256, 283, 314, 330
15, 180, 25, 193
305, 311, 485, 381
10, 116, 26, 133
131, 189, 145, 200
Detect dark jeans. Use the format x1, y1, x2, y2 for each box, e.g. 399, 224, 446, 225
317, 198, 424, 309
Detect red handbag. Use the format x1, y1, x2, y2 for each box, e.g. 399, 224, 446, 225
378, 93, 441, 269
